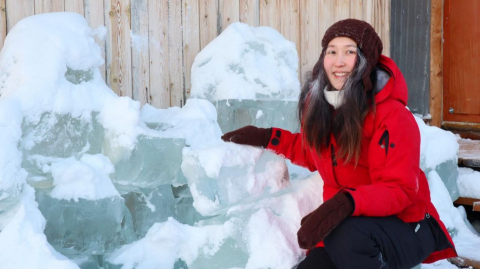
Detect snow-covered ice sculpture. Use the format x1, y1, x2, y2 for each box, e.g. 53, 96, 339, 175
190, 22, 301, 133
0, 12, 193, 267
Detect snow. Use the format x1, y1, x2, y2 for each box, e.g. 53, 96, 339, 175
50, 154, 119, 202
0, 185, 79, 269
0, 12, 478, 269
190, 22, 300, 101
107, 217, 236, 269
457, 167, 480, 199
415, 117, 459, 170
140, 99, 223, 150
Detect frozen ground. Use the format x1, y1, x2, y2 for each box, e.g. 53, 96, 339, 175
0, 12, 479, 269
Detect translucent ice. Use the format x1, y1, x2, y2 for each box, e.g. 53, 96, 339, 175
36, 189, 136, 256
171, 184, 207, 226
140, 99, 223, 150
122, 185, 177, 238
213, 99, 300, 133
415, 116, 460, 200
430, 159, 460, 201
113, 135, 186, 188
105, 174, 323, 269
65, 67, 94, 85
181, 143, 290, 216
21, 112, 104, 188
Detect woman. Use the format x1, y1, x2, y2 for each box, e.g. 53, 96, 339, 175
221, 19, 457, 269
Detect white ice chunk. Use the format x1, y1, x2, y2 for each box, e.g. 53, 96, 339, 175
213, 99, 300, 133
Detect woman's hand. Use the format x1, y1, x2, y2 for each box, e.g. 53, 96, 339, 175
297, 192, 354, 249
221, 125, 272, 148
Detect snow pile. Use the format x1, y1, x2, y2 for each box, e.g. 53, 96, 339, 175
457, 167, 480, 199
415, 117, 460, 201
414, 117, 459, 170
428, 171, 480, 262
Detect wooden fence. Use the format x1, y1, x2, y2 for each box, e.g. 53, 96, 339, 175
0, 0, 391, 109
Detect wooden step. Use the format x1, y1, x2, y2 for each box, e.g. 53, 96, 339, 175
458, 138, 480, 168
454, 197, 480, 211
449, 256, 480, 269
454, 138, 480, 211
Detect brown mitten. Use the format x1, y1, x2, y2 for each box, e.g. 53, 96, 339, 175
221, 125, 272, 148
297, 192, 354, 249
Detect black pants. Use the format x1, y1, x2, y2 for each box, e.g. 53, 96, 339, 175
297, 216, 435, 269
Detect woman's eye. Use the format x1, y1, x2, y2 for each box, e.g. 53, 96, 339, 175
327, 50, 336, 55
347, 50, 357, 55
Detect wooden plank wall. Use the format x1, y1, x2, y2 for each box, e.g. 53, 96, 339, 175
0, 0, 391, 109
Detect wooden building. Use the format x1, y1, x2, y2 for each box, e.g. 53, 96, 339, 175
0, 0, 478, 131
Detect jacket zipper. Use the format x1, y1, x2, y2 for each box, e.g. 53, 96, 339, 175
378, 130, 389, 155
331, 144, 337, 166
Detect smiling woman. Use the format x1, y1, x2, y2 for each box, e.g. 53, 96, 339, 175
222, 18, 458, 269
323, 37, 358, 91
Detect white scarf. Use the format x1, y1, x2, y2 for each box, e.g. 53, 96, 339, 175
324, 88, 345, 109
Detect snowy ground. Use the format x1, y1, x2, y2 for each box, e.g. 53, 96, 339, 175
0, 12, 479, 269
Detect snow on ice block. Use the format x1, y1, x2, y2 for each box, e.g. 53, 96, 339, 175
36, 189, 136, 256
415, 116, 460, 201
21, 112, 104, 188
213, 99, 299, 134
104, 217, 237, 269
104, 174, 323, 269
190, 22, 300, 101
190, 22, 301, 134
113, 135, 186, 188
181, 143, 290, 216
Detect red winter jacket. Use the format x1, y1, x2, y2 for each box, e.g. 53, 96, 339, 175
266, 55, 457, 263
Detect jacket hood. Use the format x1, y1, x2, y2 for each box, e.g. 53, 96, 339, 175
374, 55, 409, 106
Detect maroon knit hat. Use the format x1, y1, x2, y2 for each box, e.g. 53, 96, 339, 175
312, 19, 383, 92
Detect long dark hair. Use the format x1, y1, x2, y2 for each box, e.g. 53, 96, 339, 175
298, 50, 377, 164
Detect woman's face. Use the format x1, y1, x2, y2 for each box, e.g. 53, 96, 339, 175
323, 37, 358, 90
